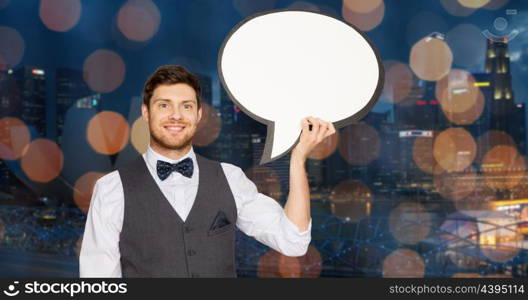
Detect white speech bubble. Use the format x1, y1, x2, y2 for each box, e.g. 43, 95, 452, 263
218, 10, 383, 164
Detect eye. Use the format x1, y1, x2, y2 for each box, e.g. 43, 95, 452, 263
184, 104, 193, 109
159, 103, 168, 108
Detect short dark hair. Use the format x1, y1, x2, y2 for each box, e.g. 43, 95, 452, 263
142, 65, 201, 109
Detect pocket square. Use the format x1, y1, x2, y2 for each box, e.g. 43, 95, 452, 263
210, 211, 231, 231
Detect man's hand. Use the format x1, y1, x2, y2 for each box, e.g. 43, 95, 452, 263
284, 117, 335, 234
291, 117, 336, 161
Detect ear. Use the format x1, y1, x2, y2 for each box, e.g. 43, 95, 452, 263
141, 103, 149, 123
197, 106, 203, 123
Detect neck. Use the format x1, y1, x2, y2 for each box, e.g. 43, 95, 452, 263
150, 142, 192, 161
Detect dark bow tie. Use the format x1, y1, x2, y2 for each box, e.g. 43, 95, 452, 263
156, 158, 194, 180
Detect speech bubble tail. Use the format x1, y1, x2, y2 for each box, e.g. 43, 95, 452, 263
260, 120, 301, 165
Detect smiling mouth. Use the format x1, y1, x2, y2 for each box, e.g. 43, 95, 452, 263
163, 124, 186, 134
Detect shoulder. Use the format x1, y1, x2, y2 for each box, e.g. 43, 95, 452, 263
95, 170, 122, 192
220, 162, 259, 195
220, 162, 246, 179
91, 170, 124, 211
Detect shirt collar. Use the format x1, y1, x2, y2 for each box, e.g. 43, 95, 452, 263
145, 145, 198, 181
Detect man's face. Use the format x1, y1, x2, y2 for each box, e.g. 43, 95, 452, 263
142, 83, 202, 151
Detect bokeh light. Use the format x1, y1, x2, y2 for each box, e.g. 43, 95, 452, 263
308, 131, 339, 160
73, 172, 105, 214
410, 36, 453, 81
338, 124, 380, 166
442, 89, 484, 125
389, 202, 432, 245
482, 145, 525, 190
233, 0, 277, 17
342, 0, 383, 13
277, 254, 302, 277
297, 246, 322, 278
83, 49, 126, 93
434, 167, 477, 201
117, 0, 160, 42
0, 117, 30, 160
329, 179, 372, 222
440, 0, 476, 17
458, 0, 490, 8
21, 139, 64, 183
130, 117, 150, 154
381, 61, 414, 104
446, 24, 486, 68
476, 130, 516, 164
245, 166, 282, 200
440, 219, 480, 268
257, 246, 322, 278
480, 219, 523, 262
455, 180, 494, 211
436, 69, 480, 115
413, 136, 445, 175
433, 128, 476, 172
39, 0, 81, 32
87, 111, 130, 155
406, 11, 448, 46
342, 0, 384, 32
193, 103, 221, 147
383, 248, 425, 278
0, 26, 25, 69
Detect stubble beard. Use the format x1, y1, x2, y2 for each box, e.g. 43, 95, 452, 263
150, 126, 194, 152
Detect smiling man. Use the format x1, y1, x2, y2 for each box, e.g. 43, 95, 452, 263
80, 65, 335, 278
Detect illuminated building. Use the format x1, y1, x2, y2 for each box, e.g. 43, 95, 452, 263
56, 68, 98, 145
482, 38, 525, 154
12, 66, 47, 137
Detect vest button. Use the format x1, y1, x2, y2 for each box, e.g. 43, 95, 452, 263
184, 226, 193, 233
188, 249, 196, 256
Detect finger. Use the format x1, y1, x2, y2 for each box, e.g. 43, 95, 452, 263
324, 122, 336, 138
316, 120, 329, 142
329, 122, 336, 135
306, 116, 316, 130
310, 117, 323, 139
301, 118, 310, 134
306, 116, 318, 136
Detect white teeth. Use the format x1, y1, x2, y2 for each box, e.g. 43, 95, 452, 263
165, 125, 184, 133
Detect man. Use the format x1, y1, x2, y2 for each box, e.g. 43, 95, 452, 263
80, 65, 335, 277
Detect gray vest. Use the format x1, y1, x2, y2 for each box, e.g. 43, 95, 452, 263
117, 154, 237, 278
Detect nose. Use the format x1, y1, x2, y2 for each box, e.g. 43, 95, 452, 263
168, 106, 183, 120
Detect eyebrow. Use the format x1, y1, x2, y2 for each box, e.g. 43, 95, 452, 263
151, 98, 197, 104
181, 100, 197, 104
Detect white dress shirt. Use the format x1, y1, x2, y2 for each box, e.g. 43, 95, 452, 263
80, 146, 311, 277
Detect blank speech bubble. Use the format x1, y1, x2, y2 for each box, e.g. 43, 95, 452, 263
219, 10, 383, 164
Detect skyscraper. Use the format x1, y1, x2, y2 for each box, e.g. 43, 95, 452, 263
56, 68, 95, 145
12, 66, 47, 137
482, 37, 526, 154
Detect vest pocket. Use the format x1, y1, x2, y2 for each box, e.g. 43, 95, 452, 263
207, 223, 234, 236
